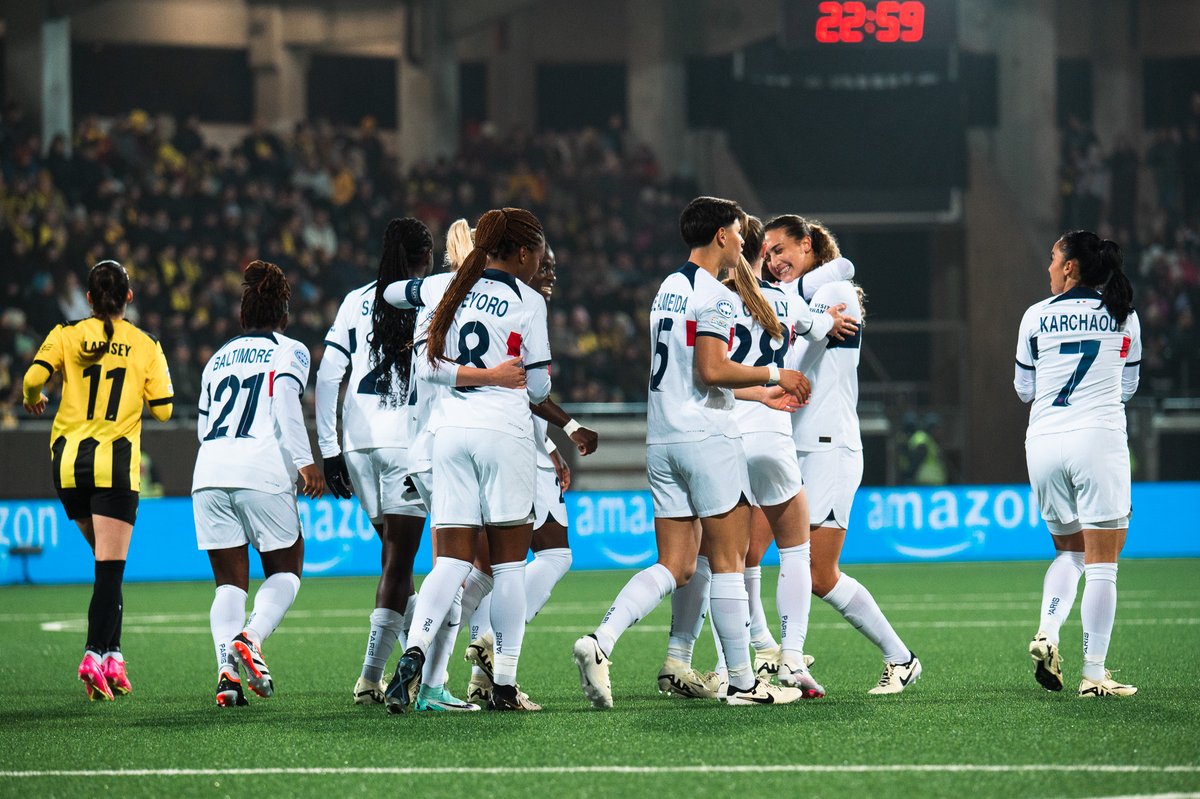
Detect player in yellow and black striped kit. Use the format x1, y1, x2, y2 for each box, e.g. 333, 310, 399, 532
23, 261, 174, 701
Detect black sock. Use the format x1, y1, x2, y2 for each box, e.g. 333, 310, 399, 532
108, 587, 123, 653
86, 560, 126, 654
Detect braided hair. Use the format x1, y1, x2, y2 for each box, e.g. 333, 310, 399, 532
1059, 230, 1134, 325
371, 217, 433, 405
83, 260, 131, 362
240, 260, 291, 331
425, 208, 544, 365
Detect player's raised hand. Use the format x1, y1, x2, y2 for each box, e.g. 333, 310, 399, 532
490, 357, 527, 389
24, 393, 48, 416
322, 454, 354, 499
826, 303, 860, 341
298, 463, 326, 499
778, 368, 812, 405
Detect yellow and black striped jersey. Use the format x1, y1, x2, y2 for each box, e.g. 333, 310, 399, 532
24, 317, 174, 491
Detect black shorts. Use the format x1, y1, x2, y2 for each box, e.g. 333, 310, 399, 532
56, 487, 139, 525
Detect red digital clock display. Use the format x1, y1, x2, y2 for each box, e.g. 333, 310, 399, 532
816, 1, 926, 43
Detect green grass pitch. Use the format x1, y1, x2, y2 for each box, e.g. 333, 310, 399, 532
1, 559, 1198, 798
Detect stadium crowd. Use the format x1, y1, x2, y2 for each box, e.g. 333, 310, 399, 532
1058, 93, 1200, 395
0, 103, 698, 424
3, 96, 1197, 426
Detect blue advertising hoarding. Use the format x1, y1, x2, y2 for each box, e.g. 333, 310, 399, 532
1, 483, 1197, 585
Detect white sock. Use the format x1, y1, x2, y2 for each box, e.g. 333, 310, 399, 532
408, 557, 473, 653
667, 555, 711, 664
777, 542, 812, 664
1081, 562, 1118, 682
423, 587, 462, 687
460, 567, 494, 639
1039, 551, 1085, 645
490, 561, 527, 686
709, 572, 753, 691
361, 607, 406, 682
712, 614, 727, 675
470, 592, 493, 644
210, 584, 246, 677
822, 574, 909, 664
594, 563, 676, 657
525, 548, 572, 622
744, 565, 778, 650
243, 572, 300, 646
400, 592, 417, 641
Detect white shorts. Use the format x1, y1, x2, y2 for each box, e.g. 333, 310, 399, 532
797, 447, 863, 529
1026, 429, 1132, 534
193, 488, 301, 553
431, 427, 536, 528
647, 436, 752, 519
742, 431, 803, 508
406, 470, 432, 517
344, 447, 427, 524
534, 465, 568, 529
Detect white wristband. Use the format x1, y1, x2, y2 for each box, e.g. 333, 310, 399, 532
766, 364, 781, 386
563, 419, 582, 436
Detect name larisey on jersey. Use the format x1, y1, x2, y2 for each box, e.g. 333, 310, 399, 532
82, 340, 133, 357
652, 292, 688, 313
1039, 313, 1123, 334
211, 347, 274, 370
459, 290, 510, 317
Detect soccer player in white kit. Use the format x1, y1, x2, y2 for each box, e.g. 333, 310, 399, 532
1015, 230, 1140, 698
382, 207, 552, 712
764, 215, 922, 695
463, 245, 600, 704
657, 216, 857, 700
192, 261, 325, 707
314, 218, 437, 706
574, 197, 812, 708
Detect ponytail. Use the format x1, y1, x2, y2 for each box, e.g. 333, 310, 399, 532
371, 218, 433, 405
240, 260, 291, 330
1099, 240, 1133, 326
83, 260, 130, 362
425, 207, 544, 365
763, 215, 842, 266
728, 254, 784, 340
1059, 230, 1134, 326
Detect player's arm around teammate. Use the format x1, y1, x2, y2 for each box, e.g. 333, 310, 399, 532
764, 215, 921, 695
23, 260, 173, 701
1017, 231, 1140, 698
192, 261, 324, 708
575, 197, 812, 710
384, 208, 550, 713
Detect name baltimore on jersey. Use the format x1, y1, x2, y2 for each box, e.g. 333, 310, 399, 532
211, 346, 275, 370
1040, 313, 1124, 334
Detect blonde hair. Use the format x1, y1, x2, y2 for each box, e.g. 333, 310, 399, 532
727, 254, 784, 340
444, 218, 474, 270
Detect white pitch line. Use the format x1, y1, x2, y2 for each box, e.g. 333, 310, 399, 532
2, 764, 1199, 779
1077, 794, 1200, 799
35, 617, 1200, 635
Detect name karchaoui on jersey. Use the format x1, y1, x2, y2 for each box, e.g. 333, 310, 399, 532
789, 280, 863, 452
646, 262, 740, 445
1017, 286, 1142, 438
323, 282, 411, 452
417, 268, 551, 440
730, 281, 798, 437
193, 332, 311, 493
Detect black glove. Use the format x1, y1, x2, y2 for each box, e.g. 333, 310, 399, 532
323, 454, 354, 499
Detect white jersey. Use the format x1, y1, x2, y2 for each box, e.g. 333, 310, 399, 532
416, 268, 552, 440
789, 280, 863, 452
1015, 287, 1141, 439
404, 272, 455, 474
534, 415, 554, 469
647, 263, 740, 445
193, 332, 313, 492
316, 281, 409, 457
731, 281, 799, 436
